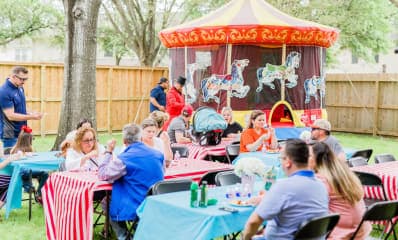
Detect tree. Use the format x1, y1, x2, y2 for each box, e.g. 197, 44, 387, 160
268, 0, 398, 62
98, 25, 131, 65
101, 0, 228, 67
0, 0, 59, 45
52, 0, 102, 150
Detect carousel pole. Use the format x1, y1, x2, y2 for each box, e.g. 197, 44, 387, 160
226, 43, 232, 107
281, 44, 287, 101
184, 46, 188, 104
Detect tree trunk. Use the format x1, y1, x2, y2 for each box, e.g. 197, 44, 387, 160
52, 0, 102, 150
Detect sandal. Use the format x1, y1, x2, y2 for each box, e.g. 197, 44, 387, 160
34, 193, 43, 205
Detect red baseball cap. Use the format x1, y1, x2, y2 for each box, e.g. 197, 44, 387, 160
181, 105, 193, 117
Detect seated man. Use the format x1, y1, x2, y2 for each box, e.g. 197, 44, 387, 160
310, 119, 346, 162
243, 139, 328, 240
167, 105, 193, 144
98, 123, 164, 240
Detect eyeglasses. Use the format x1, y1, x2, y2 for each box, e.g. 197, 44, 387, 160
82, 138, 96, 144
311, 128, 320, 132
14, 75, 28, 81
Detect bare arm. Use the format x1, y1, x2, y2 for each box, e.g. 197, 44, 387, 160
246, 134, 269, 152
150, 97, 165, 111
242, 212, 264, 240
175, 131, 191, 143
3, 108, 42, 121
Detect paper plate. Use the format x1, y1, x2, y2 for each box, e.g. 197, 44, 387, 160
229, 200, 253, 207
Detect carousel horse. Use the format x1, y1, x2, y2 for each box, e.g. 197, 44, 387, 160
201, 59, 250, 104
185, 63, 203, 104
304, 75, 326, 104
256, 51, 301, 92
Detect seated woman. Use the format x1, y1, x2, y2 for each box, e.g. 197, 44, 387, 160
221, 106, 243, 140
141, 118, 172, 168
309, 142, 371, 240
60, 118, 93, 157
240, 110, 277, 153
65, 126, 103, 171
10, 125, 48, 203
0, 155, 18, 209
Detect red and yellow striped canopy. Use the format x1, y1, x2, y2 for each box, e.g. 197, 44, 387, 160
159, 0, 339, 48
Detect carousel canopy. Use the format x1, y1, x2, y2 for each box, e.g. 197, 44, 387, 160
159, 0, 339, 48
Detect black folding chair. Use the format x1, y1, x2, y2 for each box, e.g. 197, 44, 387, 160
354, 171, 388, 206
294, 213, 340, 239
151, 179, 192, 195
225, 144, 240, 164
199, 169, 229, 186
351, 149, 373, 162
20, 169, 34, 221
215, 170, 241, 186
375, 154, 396, 164
348, 156, 368, 167
171, 146, 189, 158
350, 200, 398, 240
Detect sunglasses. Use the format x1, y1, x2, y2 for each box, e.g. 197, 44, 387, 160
14, 75, 28, 81
311, 128, 320, 132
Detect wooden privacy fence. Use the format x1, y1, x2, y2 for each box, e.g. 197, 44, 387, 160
1, 62, 397, 137
326, 73, 398, 137
0, 62, 168, 136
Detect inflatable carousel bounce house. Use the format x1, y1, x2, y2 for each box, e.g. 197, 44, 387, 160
159, 0, 339, 138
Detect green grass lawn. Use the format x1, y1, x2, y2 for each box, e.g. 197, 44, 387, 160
1, 132, 397, 239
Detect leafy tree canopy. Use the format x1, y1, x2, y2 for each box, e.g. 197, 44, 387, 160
268, 0, 398, 62
0, 0, 60, 45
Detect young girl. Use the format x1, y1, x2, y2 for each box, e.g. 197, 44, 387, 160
0, 155, 17, 209
10, 125, 49, 204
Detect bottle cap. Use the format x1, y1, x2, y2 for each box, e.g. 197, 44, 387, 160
207, 198, 218, 206
190, 182, 198, 190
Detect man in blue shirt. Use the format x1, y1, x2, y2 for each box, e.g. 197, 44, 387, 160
149, 77, 168, 112
99, 123, 164, 239
0, 66, 43, 147
243, 139, 328, 240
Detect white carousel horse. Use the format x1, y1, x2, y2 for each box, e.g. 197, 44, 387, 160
185, 63, 204, 104
256, 51, 301, 92
201, 59, 250, 104
304, 75, 326, 104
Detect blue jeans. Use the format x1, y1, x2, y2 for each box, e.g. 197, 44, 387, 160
20, 169, 49, 196
1, 138, 17, 148
110, 221, 133, 240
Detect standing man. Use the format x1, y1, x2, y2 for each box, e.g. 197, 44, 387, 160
0, 66, 43, 148
310, 118, 346, 162
163, 76, 186, 130
243, 139, 328, 240
149, 77, 168, 112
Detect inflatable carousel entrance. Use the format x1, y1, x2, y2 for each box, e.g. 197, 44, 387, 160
159, 0, 339, 138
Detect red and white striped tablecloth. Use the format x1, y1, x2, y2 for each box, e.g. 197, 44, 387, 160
174, 140, 232, 160
351, 161, 398, 201
42, 171, 112, 240
43, 160, 232, 240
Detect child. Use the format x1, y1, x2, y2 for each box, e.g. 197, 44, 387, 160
0, 155, 18, 209
10, 125, 48, 204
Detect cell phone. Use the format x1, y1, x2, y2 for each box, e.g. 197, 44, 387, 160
219, 207, 238, 213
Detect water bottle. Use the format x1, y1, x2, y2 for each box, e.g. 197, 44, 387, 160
174, 150, 181, 161
190, 182, 199, 208
261, 142, 267, 153
199, 181, 208, 208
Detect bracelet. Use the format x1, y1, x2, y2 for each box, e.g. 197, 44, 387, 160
105, 151, 113, 155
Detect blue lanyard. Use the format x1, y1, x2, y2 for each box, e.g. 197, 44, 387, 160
289, 170, 315, 178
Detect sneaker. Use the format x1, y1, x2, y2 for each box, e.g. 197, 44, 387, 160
34, 193, 43, 205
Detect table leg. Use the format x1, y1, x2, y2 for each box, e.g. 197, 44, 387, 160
104, 191, 110, 239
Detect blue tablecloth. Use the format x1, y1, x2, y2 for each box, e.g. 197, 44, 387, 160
274, 127, 311, 140
135, 185, 258, 240
0, 151, 63, 218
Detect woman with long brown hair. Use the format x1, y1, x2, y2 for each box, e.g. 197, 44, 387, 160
240, 110, 277, 153
309, 142, 371, 239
